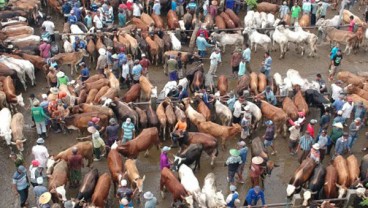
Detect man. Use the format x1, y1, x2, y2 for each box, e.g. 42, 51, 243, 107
56, 71, 70, 87
140, 54, 151, 75
10, 152, 24, 168
319, 109, 331, 134
72, 3, 82, 21
233, 97, 244, 124
333, 110, 345, 124
178, 85, 188, 100
42, 17, 55, 42
317, 130, 328, 162
121, 59, 130, 89
143, 191, 157, 208
242, 43, 251, 72
302, 0, 311, 14
39, 40, 51, 59
78, 62, 90, 82
117, 179, 136, 206
33, 177, 47, 207
279, 1, 289, 19
121, 118, 135, 143
152, 0, 161, 15
335, 132, 350, 156
205, 72, 215, 93
307, 119, 317, 139
67, 147, 84, 188
29, 160, 42, 187
297, 131, 314, 163
240, 113, 251, 140
32, 138, 49, 174
167, 55, 178, 81
261, 52, 272, 79
263, 120, 277, 155
132, 0, 143, 17
62, 1, 72, 22
329, 50, 343, 80
225, 149, 242, 185
249, 156, 264, 187
332, 95, 345, 115
354, 101, 366, 121
160, 146, 172, 170
208, 48, 221, 77
73, 37, 86, 52
186, 0, 197, 14
331, 80, 343, 103
309, 143, 321, 163
316, 74, 327, 93
289, 124, 301, 155
244, 186, 266, 206
348, 118, 361, 149
84, 11, 93, 28
105, 118, 120, 148
238, 58, 247, 78
93, 11, 104, 30
226, 185, 240, 208
342, 97, 354, 125
12, 165, 29, 208
31, 100, 48, 138
317, 0, 332, 18
256, 86, 277, 105
176, 0, 185, 17
348, 15, 355, 32
328, 122, 344, 155
96, 48, 108, 74
291, 2, 301, 24
237, 141, 248, 183
196, 33, 212, 58
172, 116, 188, 148
118, 9, 127, 27
132, 60, 143, 84
311, 0, 318, 25
231, 48, 242, 78
67, 10, 77, 24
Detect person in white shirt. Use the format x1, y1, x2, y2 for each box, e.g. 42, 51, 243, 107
331, 80, 343, 101
93, 11, 104, 30
133, 1, 143, 17
233, 97, 244, 124
121, 60, 130, 89
31, 138, 49, 173
42, 16, 55, 42
288, 124, 300, 155
341, 97, 354, 124
208, 48, 221, 77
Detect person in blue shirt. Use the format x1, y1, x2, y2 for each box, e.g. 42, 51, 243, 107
186, 0, 197, 14
84, 11, 93, 28
67, 10, 78, 24
353, 101, 366, 121
118, 47, 127, 68
226, 0, 235, 10
12, 166, 29, 207
62, 2, 72, 22
227, 92, 236, 112
236, 141, 248, 183
78, 62, 90, 82
72, 4, 82, 21
196, 33, 213, 58
73, 37, 86, 51
226, 185, 239, 208
256, 86, 277, 105
118, 9, 127, 27
244, 186, 266, 206
171, 0, 177, 11
318, 109, 331, 135
329, 44, 339, 69
332, 95, 345, 113
178, 85, 188, 100
152, 0, 161, 15
262, 52, 272, 79
132, 60, 143, 84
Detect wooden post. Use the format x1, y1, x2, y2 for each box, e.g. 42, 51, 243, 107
189, 23, 200, 53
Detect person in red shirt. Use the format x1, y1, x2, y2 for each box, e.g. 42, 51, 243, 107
249, 156, 264, 187
196, 26, 209, 39
348, 15, 355, 32
39, 40, 51, 59
67, 147, 84, 188
307, 119, 317, 139
139, 54, 151, 75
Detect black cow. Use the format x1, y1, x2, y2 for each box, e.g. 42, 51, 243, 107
172, 144, 203, 172
307, 164, 326, 199
304, 89, 331, 116
76, 168, 99, 206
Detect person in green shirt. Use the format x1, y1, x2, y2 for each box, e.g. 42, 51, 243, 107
291, 2, 301, 25
10, 152, 24, 168
118, 9, 127, 27
0, 0, 6, 10
31, 100, 49, 138
56, 71, 69, 87
327, 122, 343, 155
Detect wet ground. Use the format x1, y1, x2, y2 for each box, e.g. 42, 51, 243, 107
1, 3, 368, 208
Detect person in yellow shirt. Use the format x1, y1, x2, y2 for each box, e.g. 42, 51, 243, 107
171, 117, 188, 149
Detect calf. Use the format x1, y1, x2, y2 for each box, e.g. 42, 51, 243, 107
160, 167, 189, 205
91, 173, 111, 207
63, 112, 109, 135
333, 155, 349, 198
76, 169, 99, 203
178, 164, 206, 207
173, 144, 203, 172
125, 159, 146, 193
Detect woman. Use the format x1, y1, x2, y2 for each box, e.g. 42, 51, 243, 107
12, 165, 30, 208
160, 146, 172, 170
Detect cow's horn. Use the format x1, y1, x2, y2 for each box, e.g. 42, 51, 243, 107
10, 142, 16, 145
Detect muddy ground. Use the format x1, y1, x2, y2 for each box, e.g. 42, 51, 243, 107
0, 3, 368, 208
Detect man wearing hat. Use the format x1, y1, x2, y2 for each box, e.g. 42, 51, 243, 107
105, 118, 120, 148
67, 147, 84, 187
12, 165, 29, 207
332, 94, 345, 113
33, 177, 48, 206
73, 36, 86, 52
152, 0, 161, 15
240, 112, 251, 140
289, 123, 301, 155
144, 191, 157, 208
67, 9, 78, 24
46, 67, 58, 88
117, 179, 135, 205
196, 33, 213, 58
353, 101, 366, 121
56, 71, 70, 88
132, 60, 143, 84
209, 48, 222, 77
225, 149, 242, 185
309, 143, 321, 163
32, 138, 49, 173
342, 97, 354, 125
96, 48, 108, 74
348, 117, 362, 149
85, 126, 105, 161
10, 152, 24, 168
226, 185, 239, 208
39, 192, 52, 208
233, 97, 244, 124
29, 160, 42, 187
237, 141, 248, 183
307, 119, 317, 138
327, 122, 343, 155
297, 131, 314, 163
279, 1, 290, 19
256, 86, 277, 106
167, 55, 179, 81
249, 156, 264, 187
263, 120, 277, 155
78, 62, 90, 82
31, 99, 49, 138
335, 132, 350, 156
333, 110, 344, 124
244, 186, 266, 206
121, 118, 136, 143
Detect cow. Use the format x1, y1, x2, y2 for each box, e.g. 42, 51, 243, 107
251, 137, 268, 160
103, 97, 138, 126
214, 99, 232, 126
53, 141, 94, 167
0, 107, 12, 145
193, 96, 211, 121
347, 155, 360, 187
10, 113, 26, 152
258, 73, 267, 93
164, 99, 177, 134
63, 112, 109, 135
210, 32, 244, 52
182, 97, 206, 126
134, 106, 148, 129
167, 10, 179, 29
337, 71, 365, 87
178, 164, 206, 207
319, 26, 358, 55
173, 144, 204, 172
304, 89, 331, 116
122, 83, 141, 103
236, 75, 250, 96
107, 148, 125, 194
303, 165, 326, 205
225, 9, 240, 26
83, 78, 110, 92
220, 12, 235, 29
151, 13, 164, 28
215, 15, 226, 30
91, 173, 111, 208
160, 167, 190, 206
217, 75, 228, 96
163, 51, 197, 73
286, 158, 317, 197
256, 100, 287, 138
77, 103, 114, 117
294, 90, 309, 115
139, 76, 156, 101
125, 159, 146, 193
197, 121, 241, 149
324, 165, 338, 199
333, 155, 349, 198
187, 132, 218, 166
117, 127, 160, 158
48, 160, 68, 203
147, 104, 159, 127
51, 49, 89, 75
256, 2, 279, 14
345, 84, 368, 101
156, 99, 167, 138
283, 97, 299, 120
76, 169, 99, 204
145, 36, 159, 65
201, 173, 226, 208
242, 27, 271, 52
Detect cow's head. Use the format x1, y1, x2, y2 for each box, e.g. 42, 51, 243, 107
172, 155, 185, 172
102, 98, 114, 107
50, 185, 67, 202
151, 86, 158, 98
46, 156, 56, 175
16, 93, 25, 107
214, 191, 226, 207
286, 184, 296, 197
302, 190, 312, 206
134, 175, 146, 193
11, 139, 27, 152
1, 129, 12, 145
195, 192, 207, 208
336, 184, 347, 198
183, 195, 194, 208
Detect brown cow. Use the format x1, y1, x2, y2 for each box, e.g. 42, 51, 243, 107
337, 71, 364, 87
64, 112, 109, 135
225, 9, 240, 27
256, 2, 279, 14
91, 173, 111, 207
125, 159, 146, 192
145, 36, 159, 65
217, 75, 228, 96
333, 155, 349, 198
140, 13, 154, 26
151, 13, 164, 28
1, 25, 33, 37
134, 106, 147, 129
139, 76, 154, 101
48, 160, 68, 203
215, 15, 226, 30
324, 165, 338, 199
86, 35, 96, 63
160, 167, 188, 203
286, 158, 316, 196
52, 49, 89, 75
203, 14, 214, 29
84, 74, 105, 84
156, 99, 168, 138
164, 100, 177, 132
107, 149, 125, 193
346, 155, 360, 186
350, 94, 368, 109
53, 141, 94, 167
294, 90, 309, 115
258, 73, 267, 93
147, 104, 159, 127
117, 127, 160, 158
122, 83, 141, 103
93, 86, 109, 104
282, 97, 298, 120
299, 14, 311, 27
220, 12, 235, 29
258, 100, 287, 138
77, 89, 87, 105
250, 72, 258, 95
10, 113, 26, 152
86, 89, 98, 104
345, 84, 368, 100
187, 132, 218, 166
132, 17, 149, 31
15, 52, 48, 74
2, 76, 24, 109
84, 79, 110, 92
197, 121, 241, 149
167, 10, 179, 29
101, 88, 118, 100
236, 75, 250, 96
320, 27, 358, 55
153, 34, 164, 64
194, 96, 211, 121
191, 70, 204, 92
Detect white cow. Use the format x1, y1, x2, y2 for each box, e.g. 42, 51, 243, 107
210, 32, 244, 52
70, 24, 85, 45
315, 15, 340, 28
179, 164, 207, 208
364, 28, 368, 51
286, 69, 305, 87
244, 10, 255, 27
294, 23, 318, 57
272, 24, 289, 59
243, 27, 271, 52
214, 99, 232, 126
243, 100, 262, 129
254, 12, 262, 27
167, 31, 182, 51
0, 56, 27, 90
62, 36, 73, 53
277, 24, 309, 55
0, 108, 12, 145
4, 56, 36, 86
202, 173, 226, 208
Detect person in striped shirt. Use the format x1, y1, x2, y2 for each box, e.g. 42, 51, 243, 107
297, 131, 314, 163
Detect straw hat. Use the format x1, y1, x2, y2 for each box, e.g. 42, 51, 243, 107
333, 122, 343, 129
229, 149, 240, 156
312, 143, 320, 150
56, 71, 65, 78
143, 191, 154, 200
39, 192, 52, 204
87, 126, 97, 134
252, 156, 264, 165
99, 48, 106, 56
33, 100, 40, 106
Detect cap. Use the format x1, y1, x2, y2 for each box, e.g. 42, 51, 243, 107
32, 160, 40, 167
41, 94, 48, 99
72, 146, 78, 153
355, 118, 361, 122
252, 156, 264, 165
56, 71, 65, 78
87, 126, 97, 134
79, 62, 86, 66
229, 149, 240, 156
37, 138, 45, 144
109, 118, 117, 125
230, 185, 237, 192
337, 110, 343, 115
266, 86, 271, 91
111, 54, 118, 59
142, 54, 146, 57
121, 179, 127, 186
126, 118, 131, 123
237, 141, 246, 147
120, 198, 129, 205
37, 177, 44, 185
298, 111, 305, 117
134, 59, 140, 64
333, 122, 343, 129
50, 87, 59, 95
98, 48, 106, 55
312, 143, 320, 150
91, 117, 100, 123
144, 191, 154, 200
33, 100, 40, 106
310, 119, 317, 124
162, 146, 171, 152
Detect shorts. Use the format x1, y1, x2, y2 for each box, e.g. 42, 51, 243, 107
264, 140, 273, 147
228, 170, 236, 183
232, 65, 239, 73
289, 139, 298, 148
69, 169, 82, 181
237, 163, 245, 173
329, 65, 340, 75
